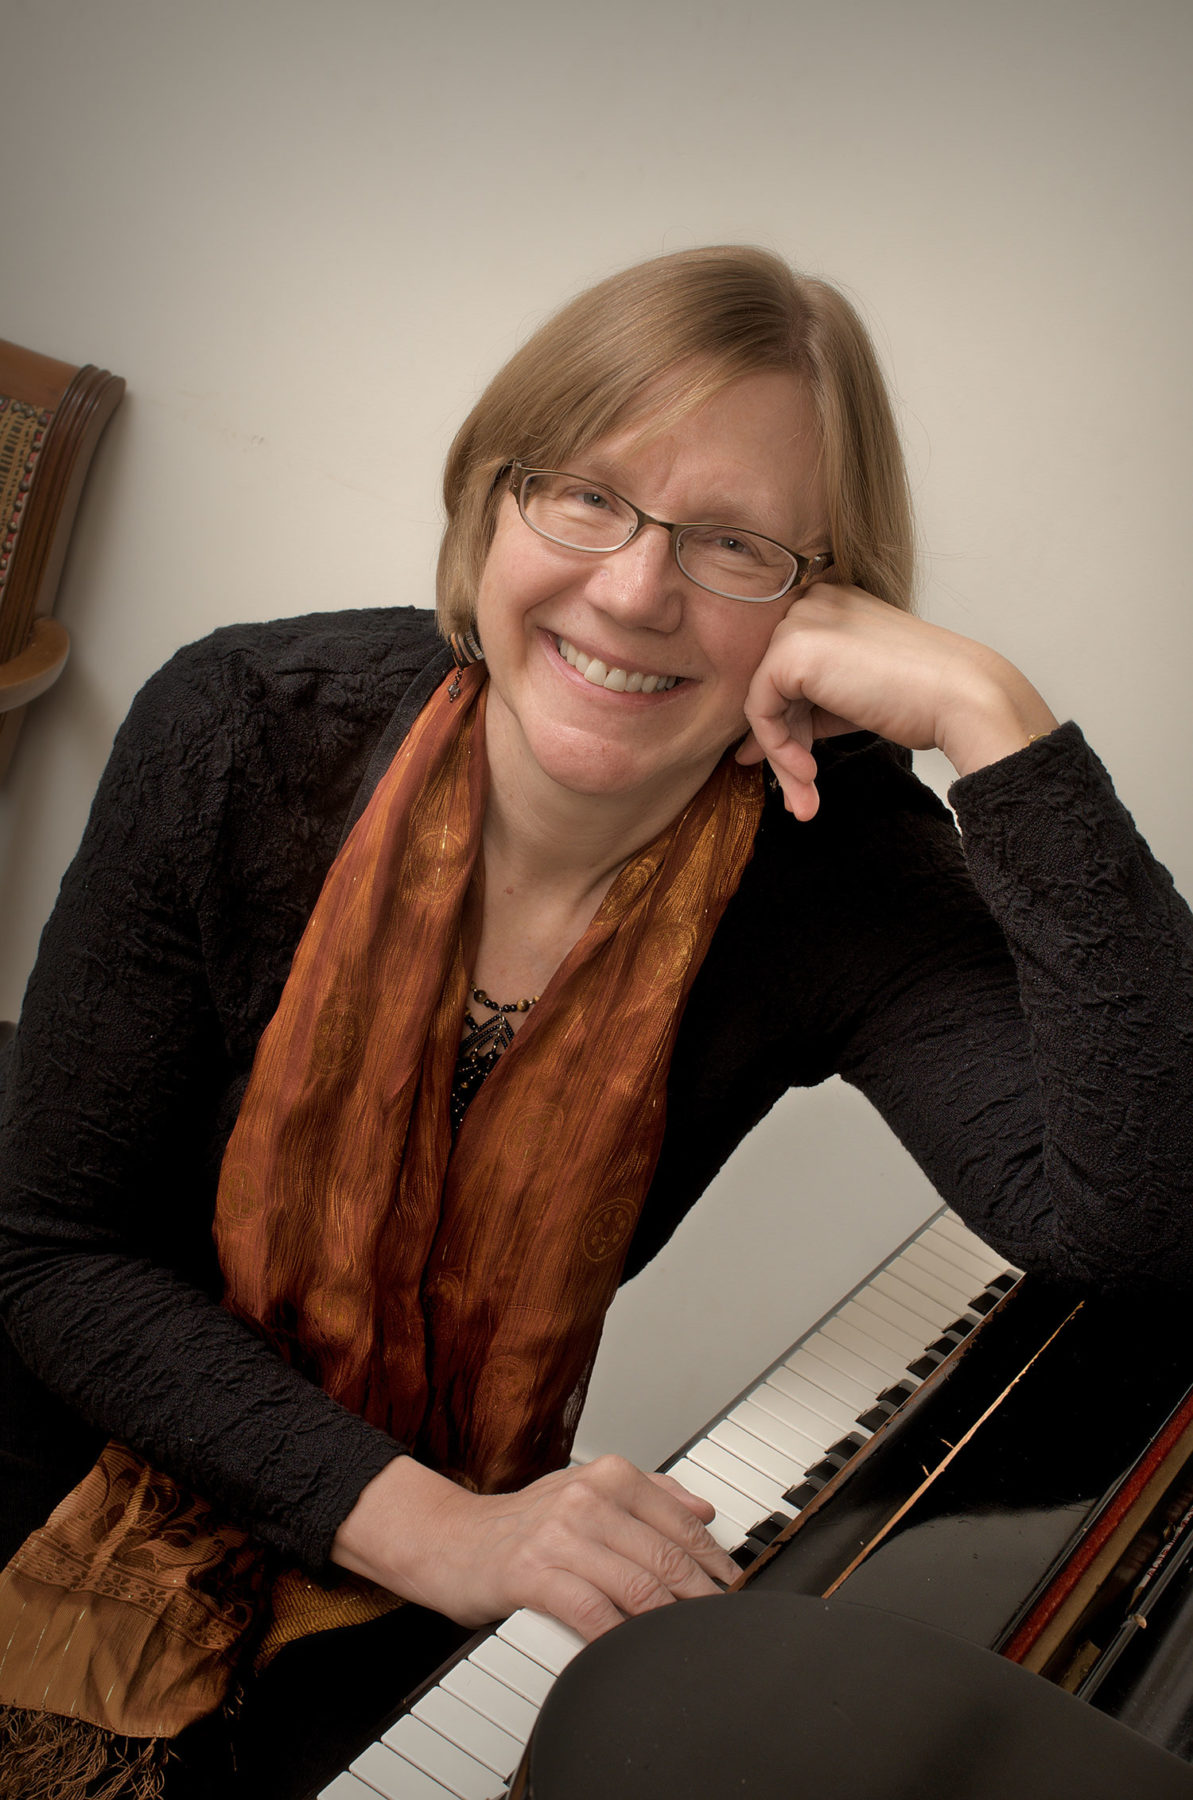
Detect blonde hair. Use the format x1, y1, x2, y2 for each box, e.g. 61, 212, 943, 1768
437, 245, 913, 634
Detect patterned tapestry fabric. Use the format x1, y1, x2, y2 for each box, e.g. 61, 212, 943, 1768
0, 657, 763, 1753
0, 1446, 264, 1737
0, 396, 50, 612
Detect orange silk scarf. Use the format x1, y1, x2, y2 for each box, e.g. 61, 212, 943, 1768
0, 662, 763, 1758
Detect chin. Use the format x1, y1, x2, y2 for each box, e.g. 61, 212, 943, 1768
526, 720, 721, 806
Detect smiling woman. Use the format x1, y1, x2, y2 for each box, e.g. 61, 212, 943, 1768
0, 246, 1191, 1800
475, 370, 828, 837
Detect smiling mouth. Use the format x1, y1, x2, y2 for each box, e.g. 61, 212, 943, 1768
556, 637, 682, 693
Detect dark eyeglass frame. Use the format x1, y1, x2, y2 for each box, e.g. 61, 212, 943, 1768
506, 461, 833, 603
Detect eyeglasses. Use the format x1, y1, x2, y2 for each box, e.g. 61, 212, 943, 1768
507, 462, 833, 603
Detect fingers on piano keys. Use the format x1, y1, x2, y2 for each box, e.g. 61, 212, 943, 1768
320, 1213, 1018, 1799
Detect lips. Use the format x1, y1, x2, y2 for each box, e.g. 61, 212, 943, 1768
556, 636, 682, 694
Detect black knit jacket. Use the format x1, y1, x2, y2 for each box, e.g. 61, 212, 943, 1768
2, 606, 1191, 1572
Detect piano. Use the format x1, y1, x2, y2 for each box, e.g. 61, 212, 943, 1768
316, 1210, 1193, 1799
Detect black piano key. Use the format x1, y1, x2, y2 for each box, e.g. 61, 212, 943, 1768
827, 1433, 868, 1462
802, 1457, 850, 1487
783, 1478, 827, 1510
907, 1332, 974, 1379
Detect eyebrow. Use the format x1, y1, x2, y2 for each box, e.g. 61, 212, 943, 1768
576, 456, 790, 538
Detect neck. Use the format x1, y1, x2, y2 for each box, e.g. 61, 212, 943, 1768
480, 694, 719, 901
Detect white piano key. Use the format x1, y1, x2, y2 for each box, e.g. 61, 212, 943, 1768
740, 1386, 829, 1464
893, 1225, 986, 1293
351, 1740, 457, 1799
765, 1365, 859, 1442
667, 1456, 756, 1531
412, 1687, 522, 1779
900, 1240, 989, 1309
686, 1438, 794, 1519
381, 1714, 502, 1800
781, 1344, 876, 1415
819, 1312, 905, 1378
494, 1612, 573, 1672
497, 1609, 585, 1675
801, 1326, 892, 1394
917, 1245, 995, 1301
838, 1295, 924, 1359
882, 1248, 977, 1315
320, 1774, 379, 1800
441, 1662, 540, 1740
662, 1462, 747, 1548
772, 1350, 862, 1425
471, 1637, 557, 1706
868, 1269, 947, 1331
919, 1221, 1001, 1288
708, 1416, 808, 1489
697, 1507, 742, 1552
728, 1396, 826, 1469
934, 1213, 1017, 1277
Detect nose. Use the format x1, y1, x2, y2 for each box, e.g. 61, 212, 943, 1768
588, 522, 686, 633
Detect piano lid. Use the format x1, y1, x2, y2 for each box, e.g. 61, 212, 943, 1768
521, 1593, 1193, 1799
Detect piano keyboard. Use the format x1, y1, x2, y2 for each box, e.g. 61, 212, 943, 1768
319, 1209, 1020, 1800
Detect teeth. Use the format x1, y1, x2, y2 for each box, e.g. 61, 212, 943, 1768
557, 638, 679, 694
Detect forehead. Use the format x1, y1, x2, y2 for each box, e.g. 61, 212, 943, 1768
578, 370, 825, 534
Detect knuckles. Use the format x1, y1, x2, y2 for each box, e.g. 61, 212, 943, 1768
582, 1453, 638, 1492
653, 1538, 696, 1589
620, 1567, 671, 1615
570, 1587, 622, 1641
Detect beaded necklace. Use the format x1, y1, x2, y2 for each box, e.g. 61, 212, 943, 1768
450, 983, 539, 1136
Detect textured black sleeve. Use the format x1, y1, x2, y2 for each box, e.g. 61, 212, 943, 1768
835, 723, 1193, 1289
0, 630, 413, 1570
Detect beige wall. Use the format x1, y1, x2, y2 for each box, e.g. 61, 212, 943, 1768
2, 0, 1190, 1466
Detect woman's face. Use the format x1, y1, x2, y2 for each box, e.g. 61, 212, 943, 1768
475, 369, 829, 815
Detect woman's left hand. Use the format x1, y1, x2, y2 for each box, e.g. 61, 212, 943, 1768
737, 584, 1059, 819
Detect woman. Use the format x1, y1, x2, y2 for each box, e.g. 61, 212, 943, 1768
1, 246, 1191, 1797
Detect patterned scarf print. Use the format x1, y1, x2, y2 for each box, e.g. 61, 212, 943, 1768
0, 662, 763, 1762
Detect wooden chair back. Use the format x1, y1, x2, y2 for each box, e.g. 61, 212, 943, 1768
0, 340, 124, 777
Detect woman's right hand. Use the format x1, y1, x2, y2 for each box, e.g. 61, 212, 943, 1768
331, 1451, 738, 1641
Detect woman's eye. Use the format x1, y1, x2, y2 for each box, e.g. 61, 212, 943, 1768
570, 487, 613, 511
705, 530, 765, 563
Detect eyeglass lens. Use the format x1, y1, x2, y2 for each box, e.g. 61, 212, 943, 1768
519, 472, 797, 601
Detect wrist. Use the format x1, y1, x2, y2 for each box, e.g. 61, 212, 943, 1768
331, 1453, 463, 1596
938, 650, 1059, 778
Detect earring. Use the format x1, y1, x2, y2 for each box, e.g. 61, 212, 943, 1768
447, 628, 484, 700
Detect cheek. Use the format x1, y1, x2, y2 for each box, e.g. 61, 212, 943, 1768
475, 514, 573, 646
475, 554, 529, 656
475, 505, 529, 620
705, 614, 781, 710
